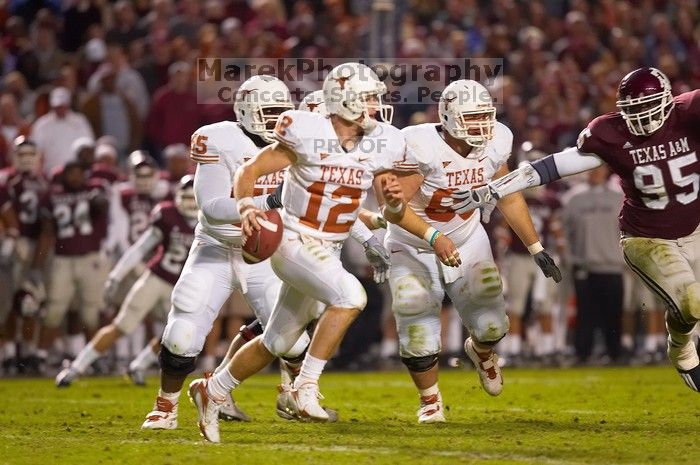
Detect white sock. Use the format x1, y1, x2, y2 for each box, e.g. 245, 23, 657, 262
67, 334, 85, 358
540, 333, 555, 355
129, 345, 157, 372
621, 334, 634, 350
380, 339, 398, 358
214, 356, 231, 374
644, 334, 658, 352
2, 341, 16, 360
158, 389, 181, 404
207, 368, 240, 402
509, 334, 522, 355
418, 383, 439, 398
72, 342, 101, 373
293, 354, 327, 387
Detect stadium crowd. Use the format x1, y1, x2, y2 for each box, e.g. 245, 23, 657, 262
1, 0, 697, 377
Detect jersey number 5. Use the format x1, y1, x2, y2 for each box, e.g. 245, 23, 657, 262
300, 182, 362, 234
425, 188, 473, 222
633, 152, 699, 209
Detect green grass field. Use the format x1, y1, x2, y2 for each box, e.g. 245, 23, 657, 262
0, 366, 697, 465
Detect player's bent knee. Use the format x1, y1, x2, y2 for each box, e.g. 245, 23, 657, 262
337, 278, 367, 311
471, 312, 510, 344
401, 353, 439, 373
159, 346, 196, 377
392, 275, 440, 317
279, 332, 310, 360
171, 270, 214, 314
680, 282, 700, 322
161, 317, 198, 357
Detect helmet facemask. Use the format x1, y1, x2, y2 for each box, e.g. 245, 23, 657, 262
175, 188, 198, 219
448, 106, 496, 147
14, 146, 40, 173
617, 91, 674, 136
133, 165, 157, 194
357, 92, 393, 130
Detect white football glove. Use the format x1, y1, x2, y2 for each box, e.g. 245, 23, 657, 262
363, 236, 390, 284
452, 184, 500, 223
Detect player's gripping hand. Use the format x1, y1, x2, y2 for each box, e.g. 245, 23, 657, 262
452, 184, 499, 221
381, 174, 404, 209
433, 234, 461, 267
363, 236, 390, 283
533, 250, 562, 283
238, 197, 269, 237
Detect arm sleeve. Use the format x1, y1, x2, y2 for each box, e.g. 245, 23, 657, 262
349, 219, 375, 244
108, 226, 162, 282
194, 162, 242, 224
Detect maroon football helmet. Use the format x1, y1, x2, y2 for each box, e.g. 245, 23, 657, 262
616, 67, 674, 136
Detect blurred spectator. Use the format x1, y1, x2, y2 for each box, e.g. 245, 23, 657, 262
146, 61, 199, 157
0, 93, 31, 167
61, 0, 104, 52
34, 24, 66, 86
106, 0, 146, 47
162, 143, 194, 184
562, 166, 625, 364
31, 87, 94, 175
82, 64, 143, 158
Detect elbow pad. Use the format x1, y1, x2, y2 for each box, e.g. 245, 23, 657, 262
530, 156, 561, 184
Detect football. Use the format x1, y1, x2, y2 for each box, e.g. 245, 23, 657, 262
241, 209, 284, 264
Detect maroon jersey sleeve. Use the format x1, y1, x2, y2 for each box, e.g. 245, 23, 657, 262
673, 90, 700, 124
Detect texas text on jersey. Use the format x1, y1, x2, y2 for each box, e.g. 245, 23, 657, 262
147, 201, 195, 285
577, 89, 700, 240
387, 122, 512, 249
190, 121, 285, 243
272, 110, 407, 242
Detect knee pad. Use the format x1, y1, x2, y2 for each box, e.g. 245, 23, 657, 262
401, 353, 439, 373
161, 317, 198, 357
159, 346, 196, 377
338, 277, 367, 311
279, 331, 310, 360
263, 329, 309, 358
171, 269, 214, 314
392, 275, 441, 317
470, 312, 510, 345
680, 282, 700, 322
239, 319, 262, 342
468, 261, 504, 306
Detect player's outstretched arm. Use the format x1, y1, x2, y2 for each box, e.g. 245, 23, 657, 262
375, 172, 461, 267
453, 147, 604, 215
234, 142, 296, 236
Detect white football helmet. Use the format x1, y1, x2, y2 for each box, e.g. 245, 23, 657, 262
439, 80, 496, 147
322, 62, 393, 130
128, 150, 158, 195
234, 75, 294, 143
12, 136, 41, 173
175, 175, 198, 219
298, 90, 327, 115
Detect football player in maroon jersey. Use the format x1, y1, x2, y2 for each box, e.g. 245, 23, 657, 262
32, 161, 110, 368
454, 67, 700, 392
55, 176, 199, 391
0, 138, 49, 372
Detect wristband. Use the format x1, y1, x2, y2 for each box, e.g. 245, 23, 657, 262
423, 227, 441, 246
527, 241, 544, 255
383, 201, 403, 214
237, 197, 256, 216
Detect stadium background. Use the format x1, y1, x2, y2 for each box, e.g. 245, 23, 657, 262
0, 0, 698, 375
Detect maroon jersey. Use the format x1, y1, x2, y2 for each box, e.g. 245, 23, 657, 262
577, 90, 700, 239
147, 201, 195, 285
41, 179, 109, 256
118, 185, 160, 244
4, 170, 50, 239
509, 193, 561, 255
91, 163, 122, 185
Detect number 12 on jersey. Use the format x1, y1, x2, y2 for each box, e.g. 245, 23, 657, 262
300, 181, 362, 234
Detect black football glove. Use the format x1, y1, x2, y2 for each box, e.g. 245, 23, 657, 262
533, 250, 562, 283
266, 182, 284, 209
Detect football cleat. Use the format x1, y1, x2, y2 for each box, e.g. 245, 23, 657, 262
55, 361, 79, 388
277, 383, 338, 422
290, 382, 330, 422
141, 396, 178, 430
188, 376, 222, 443
219, 390, 250, 422
465, 337, 503, 396
668, 339, 700, 392
417, 393, 446, 424
127, 367, 146, 386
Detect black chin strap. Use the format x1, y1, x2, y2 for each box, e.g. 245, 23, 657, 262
239, 123, 270, 148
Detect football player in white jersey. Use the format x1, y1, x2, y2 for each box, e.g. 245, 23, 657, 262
140, 75, 315, 431
386, 80, 562, 423
186, 62, 460, 443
